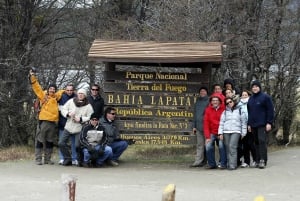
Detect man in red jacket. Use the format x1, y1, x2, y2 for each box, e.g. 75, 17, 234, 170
203, 93, 227, 169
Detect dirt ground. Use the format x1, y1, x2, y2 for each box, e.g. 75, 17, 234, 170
0, 147, 300, 201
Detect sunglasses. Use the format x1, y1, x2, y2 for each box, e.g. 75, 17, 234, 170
109, 113, 116, 115
226, 101, 233, 105
91, 88, 99, 91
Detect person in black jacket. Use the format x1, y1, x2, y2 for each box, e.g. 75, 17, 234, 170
87, 84, 105, 119
100, 107, 128, 165
79, 113, 114, 167
247, 80, 274, 169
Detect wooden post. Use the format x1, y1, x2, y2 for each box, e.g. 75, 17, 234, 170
162, 184, 176, 201
61, 174, 77, 201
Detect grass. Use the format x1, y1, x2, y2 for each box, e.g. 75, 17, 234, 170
0, 144, 288, 163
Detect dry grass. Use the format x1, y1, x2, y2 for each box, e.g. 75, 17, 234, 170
0, 146, 34, 162
0, 144, 285, 163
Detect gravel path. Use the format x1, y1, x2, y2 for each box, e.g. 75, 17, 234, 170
0, 147, 299, 201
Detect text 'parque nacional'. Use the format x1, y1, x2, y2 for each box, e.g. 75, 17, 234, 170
125, 72, 187, 81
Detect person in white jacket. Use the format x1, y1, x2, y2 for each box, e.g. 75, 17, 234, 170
59, 88, 94, 166
218, 97, 247, 170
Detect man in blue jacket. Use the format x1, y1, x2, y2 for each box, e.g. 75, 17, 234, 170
247, 80, 274, 169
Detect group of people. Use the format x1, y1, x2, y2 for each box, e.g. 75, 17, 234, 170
191, 79, 274, 170
29, 70, 128, 168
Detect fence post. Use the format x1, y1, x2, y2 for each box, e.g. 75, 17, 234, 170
162, 184, 176, 201
61, 174, 78, 201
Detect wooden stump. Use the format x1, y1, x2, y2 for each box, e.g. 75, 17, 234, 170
162, 184, 176, 201
61, 174, 78, 201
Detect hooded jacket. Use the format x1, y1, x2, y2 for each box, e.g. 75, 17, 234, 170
30, 75, 64, 122
203, 93, 225, 139
218, 105, 247, 137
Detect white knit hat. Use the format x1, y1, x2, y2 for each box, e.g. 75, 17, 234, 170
77, 88, 87, 96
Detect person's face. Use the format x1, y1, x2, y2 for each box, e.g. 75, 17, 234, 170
77, 92, 86, 100
65, 86, 74, 96
106, 110, 116, 121
241, 91, 249, 99
90, 118, 99, 126
214, 86, 222, 94
252, 85, 260, 94
225, 99, 234, 108
225, 89, 233, 98
211, 98, 220, 108
199, 89, 207, 97
91, 86, 99, 96
48, 87, 56, 95
225, 84, 232, 90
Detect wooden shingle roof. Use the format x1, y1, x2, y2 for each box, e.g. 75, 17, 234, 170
88, 40, 223, 64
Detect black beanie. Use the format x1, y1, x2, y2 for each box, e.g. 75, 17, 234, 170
251, 80, 261, 89
199, 86, 208, 93
90, 113, 98, 120
48, 83, 57, 90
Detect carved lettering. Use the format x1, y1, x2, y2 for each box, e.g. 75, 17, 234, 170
125, 72, 153, 81
126, 83, 149, 91
155, 72, 187, 80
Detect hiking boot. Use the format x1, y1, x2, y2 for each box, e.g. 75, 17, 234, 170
62, 159, 72, 166
35, 160, 43, 165
107, 160, 119, 167
259, 160, 265, 169
205, 165, 217, 169
241, 163, 249, 168
82, 162, 91, 168
189, 162, 203, 168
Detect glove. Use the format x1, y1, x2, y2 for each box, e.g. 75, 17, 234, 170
87, 145, 94, 152
126, 139, 136, 145
98, 148, 104, 156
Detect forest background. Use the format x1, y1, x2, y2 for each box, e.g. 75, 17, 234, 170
0, 0, 299, 149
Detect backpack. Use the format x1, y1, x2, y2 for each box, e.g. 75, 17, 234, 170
33, 94, 48, 116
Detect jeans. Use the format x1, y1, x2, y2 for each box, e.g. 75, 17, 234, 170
83, 145, 113, 165
58, 129, 79, 161
252, 126, 268, 163
206, 134, 227, 168
223, 133, 240, 169
109, 140, 128, 161
58, 129, 77, 161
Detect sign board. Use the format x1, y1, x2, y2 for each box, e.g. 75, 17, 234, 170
103, 70, 208, 145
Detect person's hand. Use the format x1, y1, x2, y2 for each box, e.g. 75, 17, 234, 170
248, 126, 251, 132
218, 134, 223, 140
98, 148, 104, 156
266, 123, 272, 132
205, 138, 211, 145
192, 128, 197, 135
29, 69, 35, 76
87, 145, 94, 152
